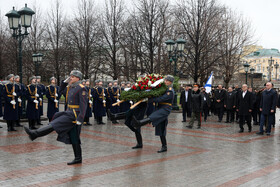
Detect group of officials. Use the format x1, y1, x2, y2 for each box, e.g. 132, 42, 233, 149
180, 82, 278, 135
0, 74, 135, 132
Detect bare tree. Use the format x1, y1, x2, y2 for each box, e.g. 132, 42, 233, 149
175, 0, 223, 84
217, 8, 253, 87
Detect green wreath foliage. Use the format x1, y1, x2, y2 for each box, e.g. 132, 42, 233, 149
120, 84, 167, 102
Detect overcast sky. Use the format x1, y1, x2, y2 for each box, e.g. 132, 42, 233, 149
1, 0, 279, 50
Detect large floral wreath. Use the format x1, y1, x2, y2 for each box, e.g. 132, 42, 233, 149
120, 74, 167, 102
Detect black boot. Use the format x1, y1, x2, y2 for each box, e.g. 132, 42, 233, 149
132, 116, 151, 128
67, 144, 82, 165
7, 121, 12, 132
37, 117, 43, 125
31, 120, 38, 130
15, 120, 23, 127
109, 110, 126, 121
132, 131, 143, 149
10, 121, 17, 131
158, 136, 167, 153
24, 125, 54, 141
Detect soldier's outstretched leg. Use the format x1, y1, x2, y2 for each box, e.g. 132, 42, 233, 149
132, 116, 151, 128
158, 136, 167, 153
24, 125, 54, 141
132, 131, 143, 149
108, 110, 126, 121
67, 144, 82, 165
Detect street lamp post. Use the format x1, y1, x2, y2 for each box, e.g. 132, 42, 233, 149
165, 38, 186, 110
5, 4, 35, 83
6, 4, 35, 119
274, 62, 279, 80
32, 53, 43, 76
250, 68, 255, 88
243, 62, 250, 84
268, 56, 274, 81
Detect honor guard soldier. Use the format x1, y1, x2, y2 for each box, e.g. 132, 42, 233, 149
93, 80, 106, 125
92, 80, 99, 121
36, 76, 46, 125
132, 75, 175, 153
3, 74, 20, 131
110, 80, 120, 124
46, 77, 61, 122
84, 79, 93, 126
14, 75, 26, 127
105, 81, 112, 118
24, 70, 87, 165
26, 76, 40, 129
81, 79, 86, 86
119, 82, 126, 112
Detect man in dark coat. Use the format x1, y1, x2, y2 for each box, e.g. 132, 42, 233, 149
132, 75, 174, 153
14, 75, 26, 127
109, 80, 120, 124
186, 84, 203, 129
256, 82, 277, 135
253, 89, 262, 125
93, 80, 106, 125
24, 70, 87, 165
180, 85, 192, 122
234, 85, 241, 122
214, 85, 226, 122
3, 74, 20, 131
224, 87, 236, 123
236, 84, 253, 133
26, 76, 40, 130
84, 79, 93, 126
36, 76, 45, 125
201, 88, 211, 122
46, 77, 61, 122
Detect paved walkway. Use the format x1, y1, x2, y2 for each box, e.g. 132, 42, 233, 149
1, 110, 280, 187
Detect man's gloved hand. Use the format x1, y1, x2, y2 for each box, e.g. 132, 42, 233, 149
33, 100, 39, 104
90, 94, 92, 98
10, 100, 16, 105
35, 93, 39, 97
12, 92, 17, 96
55, 93, 58, 97
54, 99, 58, 103
76, 121, 82, 125
18, 98, 22, 103
39, 98, 42, 101
89, 100, 92, 104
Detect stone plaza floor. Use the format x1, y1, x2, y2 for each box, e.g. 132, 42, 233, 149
1, 109, 280, 187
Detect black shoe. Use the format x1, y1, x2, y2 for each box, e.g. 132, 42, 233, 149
132, 116, 151, 128
0, 126, 2, 128
186, 125, 192, 129
37, 123, 43, 126
197, 126, 201, 129
157, 146, 167, 153
266, 133, 271, 136
225, 121, 229, 123
248, 129, 252, 132
30, 126, 38, 130
132, 144, 143, 149
182, 120, 186, 122
15, 124, 23, 127
256, 132, 264, 135
87, 123, 92, 126
238, 129, 244, 133
98, 122, 105, 125
218, 120, 222, 122
67, 144, 82, 165
24, 125, 54, 141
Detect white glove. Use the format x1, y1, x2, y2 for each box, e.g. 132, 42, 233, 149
12, 92, 17, 96
103, 93, 106, 96
76, 121, 82, 125
55, 93, 58, 97
18, 98, 22, 103
103, 100, 106, 103
90, 94, 92, 98
129, 101, 133, 104
33, 100, 39, 104
54, 99, 58, 103
118, 94, 120, 96
39, 98, 42, 101
10, 100, 16, 105
143, 98, 148, 102
89, 100, 92, 104
35, 93, 39, 97
117, 99, 120, 102
124, 88, 131, 91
